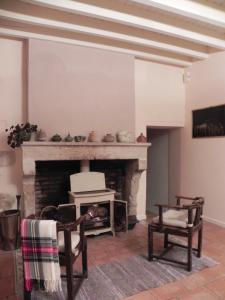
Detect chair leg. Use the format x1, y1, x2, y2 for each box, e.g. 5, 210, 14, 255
64, 231, 74, 300
24, 284, 31, 300
197, 226, 203, 258
82, 238, 88, 278
23, 257, 31, 300
187, 230, 193, 272
148, 224, 153, 261
164, 233, 168, 248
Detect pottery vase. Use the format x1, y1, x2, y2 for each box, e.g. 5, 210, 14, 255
117, 131, 132, 143
103, 133, 115, 142
88, 131, 97, 142
51, 134, 62, 142
37, 129, 47, 141
137, 133, 147, 143
22, 131, 31, 142
64, 133, 73, 142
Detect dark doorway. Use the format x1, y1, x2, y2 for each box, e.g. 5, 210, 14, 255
146, 126, 182, 214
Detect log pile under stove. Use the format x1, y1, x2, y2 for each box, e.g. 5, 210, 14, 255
83, 203, 110, 230
82, 202, 127, 232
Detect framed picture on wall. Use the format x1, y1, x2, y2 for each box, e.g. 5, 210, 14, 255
192, 104, 225, 138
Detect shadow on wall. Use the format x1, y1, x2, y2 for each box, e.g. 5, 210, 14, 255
0, 150, 23, 201
0, 151, 16, 167
0, 193, 16, 212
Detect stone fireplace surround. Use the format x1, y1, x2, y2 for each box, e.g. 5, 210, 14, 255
21, 142, 150, 219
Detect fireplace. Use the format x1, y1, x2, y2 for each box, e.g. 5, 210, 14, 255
21, 142, 150, 224
35, 159, 128, 213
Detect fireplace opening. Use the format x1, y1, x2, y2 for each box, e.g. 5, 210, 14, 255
35, 160, 80, 212
35, 160, 128, 214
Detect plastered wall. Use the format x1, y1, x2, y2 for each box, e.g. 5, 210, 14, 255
181, 51, 225, 227
135, 59, 185, 219
28, 39, 135, 140
0, 38, 25, 209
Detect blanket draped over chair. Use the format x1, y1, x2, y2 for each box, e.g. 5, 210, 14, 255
21, 219, 62, 292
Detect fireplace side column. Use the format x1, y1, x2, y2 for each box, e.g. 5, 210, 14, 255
125, 160, 145, 225
22, 157, 36, 217
23, 175, 35, 217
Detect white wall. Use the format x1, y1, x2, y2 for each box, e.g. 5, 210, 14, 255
28, 39, 135, 139
0, 38, 25, 209
135, 59, 185, 135
181, 51, 225, 227
135, 59, 185, 219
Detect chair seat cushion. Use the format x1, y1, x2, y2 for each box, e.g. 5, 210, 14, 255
152, 209, 190, 228
58, 231, 80, 256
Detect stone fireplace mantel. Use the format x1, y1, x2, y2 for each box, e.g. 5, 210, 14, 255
21, 142, 151, 217
22, 142, 150, 175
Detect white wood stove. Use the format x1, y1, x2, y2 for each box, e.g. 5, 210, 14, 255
68, 172, 127, 236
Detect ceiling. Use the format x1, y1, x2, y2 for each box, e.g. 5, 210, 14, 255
0, 0, 225, 67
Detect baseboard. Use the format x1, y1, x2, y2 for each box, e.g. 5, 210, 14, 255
203, 216, 225, 228
137, 214, 146, 221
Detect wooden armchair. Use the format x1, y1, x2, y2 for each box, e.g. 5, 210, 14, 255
23, 204, 87, 300
148, 196, 204, 271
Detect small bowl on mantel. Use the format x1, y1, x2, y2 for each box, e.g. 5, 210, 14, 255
51, 134, 62, 142
103, 133, 115, 142
74, 135, 86, 142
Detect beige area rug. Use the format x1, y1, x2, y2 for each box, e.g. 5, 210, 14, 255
15, 246, 217, 300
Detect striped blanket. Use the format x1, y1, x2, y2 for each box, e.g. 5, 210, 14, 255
21, 219, 62, 292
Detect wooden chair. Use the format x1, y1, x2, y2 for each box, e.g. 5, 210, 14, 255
23, 204, 88, 300
148, 196, 204, 271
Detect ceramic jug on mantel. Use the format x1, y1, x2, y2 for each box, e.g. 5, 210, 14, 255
117, 131, 132, 143
64, 133, 73, 142
136, 133, 147, 143
88, 131, 97, 142
103, 133, 115, 142
37, 129, 47, 141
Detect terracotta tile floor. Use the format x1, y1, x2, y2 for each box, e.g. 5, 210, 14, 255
4, 220, 224, 299
79, 220, 225, 300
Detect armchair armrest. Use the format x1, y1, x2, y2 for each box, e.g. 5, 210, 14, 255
155, 204, 189, 210
175, 195, 199, 200
175, 195, 204, 206
57, 215, 87, 253
57, 215, 86, 232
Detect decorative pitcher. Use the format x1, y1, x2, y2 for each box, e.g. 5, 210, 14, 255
88, 131, 97, 142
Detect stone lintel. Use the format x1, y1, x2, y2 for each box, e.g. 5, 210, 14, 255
22, 142, 150, 175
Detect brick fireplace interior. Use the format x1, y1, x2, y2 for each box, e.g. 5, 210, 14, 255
35, 159, 128, 214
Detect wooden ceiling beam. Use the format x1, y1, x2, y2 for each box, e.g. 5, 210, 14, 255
0, 9, 208, 59
0, 27, 192, 67
130, 0, 225, 29
22, 0, 225, 49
